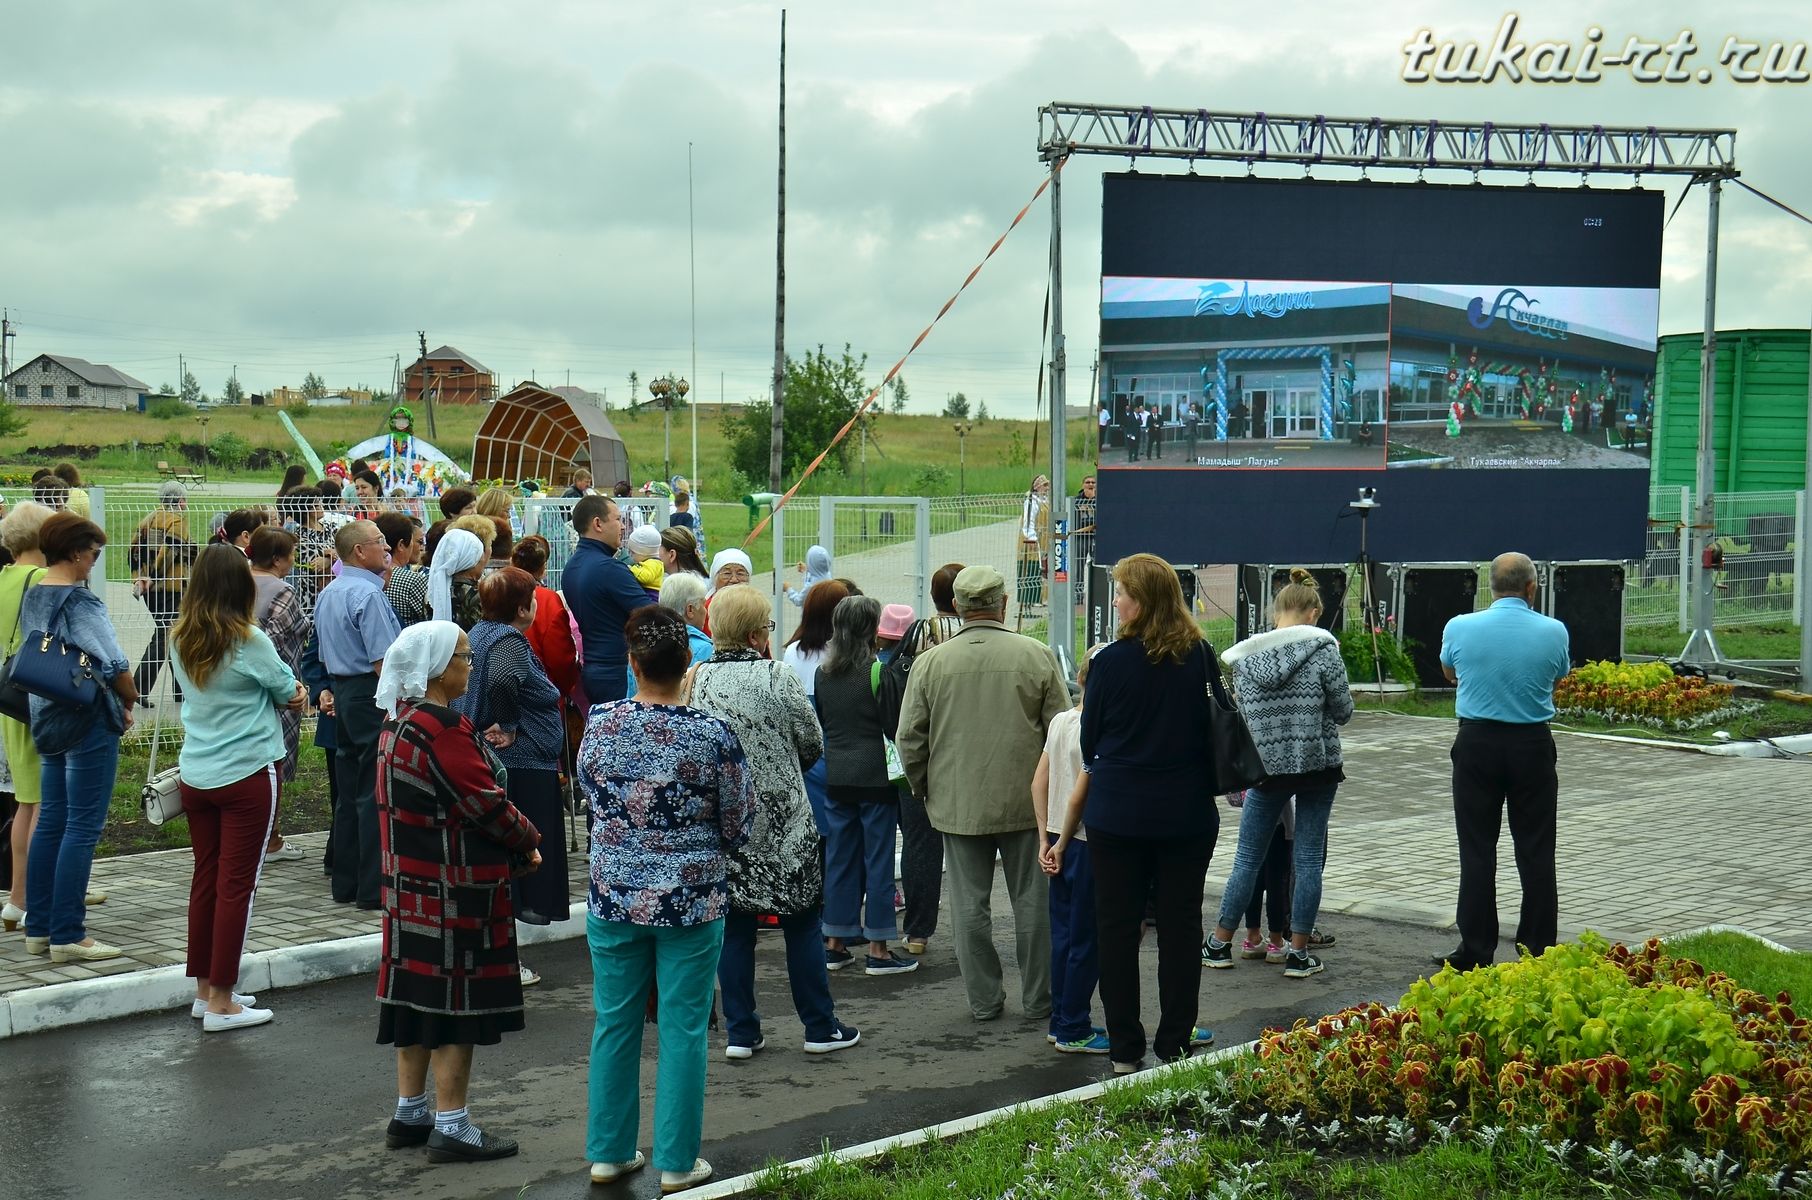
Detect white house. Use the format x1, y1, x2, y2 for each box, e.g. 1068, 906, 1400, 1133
4, 354, 150, 410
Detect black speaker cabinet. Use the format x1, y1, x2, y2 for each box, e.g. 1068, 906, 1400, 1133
1236, 565, 1351, 640
1395, 566, 1479, 688
1546, 562, 1626, 666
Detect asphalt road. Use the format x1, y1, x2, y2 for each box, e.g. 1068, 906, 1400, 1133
0, 910, 1452, 1200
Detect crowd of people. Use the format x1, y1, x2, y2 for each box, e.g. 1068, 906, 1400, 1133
0, 458, 1575, 1194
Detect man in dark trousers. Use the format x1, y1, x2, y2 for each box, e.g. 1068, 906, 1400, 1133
314, 520, 402, 909
1146, 405, 1163, 459
1433, 552, 1571, 971
1121, 402, 1140, 463
561, 494, 655, 705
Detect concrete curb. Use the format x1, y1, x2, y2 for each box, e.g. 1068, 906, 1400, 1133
0, 918, 592, 1042
683, 1039, 1260, 1200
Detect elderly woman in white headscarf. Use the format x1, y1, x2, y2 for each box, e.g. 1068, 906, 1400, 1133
704, 547, 755, 638
372, 620, 543, 1165
427, 527, 486, 630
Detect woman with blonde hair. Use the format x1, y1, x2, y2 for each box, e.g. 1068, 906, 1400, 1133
0, 502, 52, 932
172, 545, 305, 1029
660, 526, 708, 580
687, 584, 858, 1059
1043, 552, 1217, 1074
1203, 568, 1352, 980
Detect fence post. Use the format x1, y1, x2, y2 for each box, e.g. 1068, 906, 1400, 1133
772, 503, 788, 646
818, 496, 835, 563
1795, 488, 1807, 632
914, 496, 931, 617
1677, 485, 1693, 635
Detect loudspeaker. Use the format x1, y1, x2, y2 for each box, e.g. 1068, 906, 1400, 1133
1394, 565, 1479, 688
1545, 562, 1625, 666
1085, 561, 1116, 650
1236, 565, 1351, 641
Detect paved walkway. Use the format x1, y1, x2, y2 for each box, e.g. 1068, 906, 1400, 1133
0, 713, 1805, 1034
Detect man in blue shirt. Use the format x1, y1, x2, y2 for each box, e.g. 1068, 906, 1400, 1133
562, 494, 654, 706
314, 520, 402, 909
1433, 552, 1572, 972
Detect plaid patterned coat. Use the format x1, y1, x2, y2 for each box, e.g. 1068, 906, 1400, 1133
376, 701, 542, 1018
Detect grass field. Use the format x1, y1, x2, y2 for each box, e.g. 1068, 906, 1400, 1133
0, 402, 1095, 502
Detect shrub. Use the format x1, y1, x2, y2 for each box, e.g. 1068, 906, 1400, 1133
1244, 936, 1811, 1171
1555, 660, 1750, 729
1338, 625, 1420, 688
148, 398, 193, 420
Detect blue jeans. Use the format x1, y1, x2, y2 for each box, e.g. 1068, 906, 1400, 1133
26, 722, 122, 945
821, 788, 899, 943
586, 915, 723, 1172
802, 758, 831, 836
718, 907, 839, 1047
1214, 782, 1337, 939
1046, 833, 1099, 1042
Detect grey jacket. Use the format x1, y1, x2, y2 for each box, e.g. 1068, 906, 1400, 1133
1221, 626, 1354, 777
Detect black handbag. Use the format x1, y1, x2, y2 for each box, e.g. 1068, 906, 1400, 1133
1201, 641, 1266, 796
11, 587, 103, 709
0, 568, 47, 723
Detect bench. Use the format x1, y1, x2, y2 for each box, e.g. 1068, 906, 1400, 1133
157, 460, 205, 485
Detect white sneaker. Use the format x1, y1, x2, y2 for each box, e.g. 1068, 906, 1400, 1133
263, 843, 306, 863
590, 1150, 646, 1183
192, 993, 258, 1019
202, 1005, 273, 1033
519, 964, 541, 987
660, 1158, 713, 1193
724, 1036, 766, 1061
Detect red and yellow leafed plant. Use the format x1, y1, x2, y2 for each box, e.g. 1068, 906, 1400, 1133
1245, 936, 1811, 1172
1554, 660, 1743, 729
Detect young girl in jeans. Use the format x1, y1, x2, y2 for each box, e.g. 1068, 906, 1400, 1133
1202, 569, 1353, 979
1035, 649, 1103, 1053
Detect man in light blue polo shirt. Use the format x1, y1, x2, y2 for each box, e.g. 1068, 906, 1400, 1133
1432, 552, 1571, 972
314, 520, 402, 909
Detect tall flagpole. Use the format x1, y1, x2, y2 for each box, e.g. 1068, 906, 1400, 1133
768, 9, 787, 491
689, 140, 699, 492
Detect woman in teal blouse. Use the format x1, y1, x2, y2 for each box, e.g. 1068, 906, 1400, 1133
172, 545, 304, 1031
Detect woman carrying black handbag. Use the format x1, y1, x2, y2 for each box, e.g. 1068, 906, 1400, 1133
18, 514, 137, 963
1202, 569, 1354, 980
1043, 553, 1219, 1076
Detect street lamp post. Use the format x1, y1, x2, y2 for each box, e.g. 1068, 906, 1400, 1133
198, 413, 210, 480
952, 421, 971, 497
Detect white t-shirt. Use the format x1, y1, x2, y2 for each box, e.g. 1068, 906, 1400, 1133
782, 643, 826, 697
1042, 707, 1086, 842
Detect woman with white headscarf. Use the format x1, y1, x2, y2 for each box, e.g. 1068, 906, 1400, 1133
704, 548, 755, 637
786, 545, 832, 607
372, 620, 543, 1164
427, 528, 485, 630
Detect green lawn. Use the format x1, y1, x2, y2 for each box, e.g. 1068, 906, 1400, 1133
1352, 690, 1811, 744
1665, 929, 1812, 1003
1625, 622, 1802, 663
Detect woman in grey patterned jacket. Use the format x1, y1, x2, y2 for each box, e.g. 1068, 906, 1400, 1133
1201, 569, 1353, 980
685, 584, 860, 1059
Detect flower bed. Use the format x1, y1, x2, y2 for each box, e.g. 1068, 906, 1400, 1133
1554, 660, 1757, 730
756, 936, 1810, 1200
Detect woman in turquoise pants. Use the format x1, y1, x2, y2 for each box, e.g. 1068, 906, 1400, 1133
578, 607, 753, 1194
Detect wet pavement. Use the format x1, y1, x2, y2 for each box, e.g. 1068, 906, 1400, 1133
0, 905, 1445, 1200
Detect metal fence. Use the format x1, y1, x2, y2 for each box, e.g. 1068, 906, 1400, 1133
1626, 487, 1802, 632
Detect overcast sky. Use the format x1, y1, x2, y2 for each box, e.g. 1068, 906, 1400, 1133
1, 0, 1806, 417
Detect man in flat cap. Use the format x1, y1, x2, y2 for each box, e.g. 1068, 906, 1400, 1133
896, 564, 1071, 1024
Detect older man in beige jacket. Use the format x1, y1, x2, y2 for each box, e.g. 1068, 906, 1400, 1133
896, 564, 1071, 1023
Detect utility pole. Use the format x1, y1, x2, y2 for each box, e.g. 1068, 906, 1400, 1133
768, 9, 787, 492
178, 353, 185, 399
417, 331, 439, 439
689, 140, 700, 493
0, 310, 14, 385
1682, 178, 1723, 665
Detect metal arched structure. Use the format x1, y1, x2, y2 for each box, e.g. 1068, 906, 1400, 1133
471, 382, 628, 489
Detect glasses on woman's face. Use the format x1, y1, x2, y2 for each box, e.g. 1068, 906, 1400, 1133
449, 651, 474, 664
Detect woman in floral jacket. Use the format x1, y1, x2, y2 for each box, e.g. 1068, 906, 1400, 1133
579, 606, 752, 1193
686, 585, 861, 1062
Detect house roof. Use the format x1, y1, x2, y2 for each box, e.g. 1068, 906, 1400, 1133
415, 345, 493, 377
549, 384, 602, 407
5, 354, 150, 391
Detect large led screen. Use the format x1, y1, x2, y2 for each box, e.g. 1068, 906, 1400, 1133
1095, 175, 1664, 564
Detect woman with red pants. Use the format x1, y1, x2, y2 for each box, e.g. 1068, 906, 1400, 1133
171, 545, 305, 1032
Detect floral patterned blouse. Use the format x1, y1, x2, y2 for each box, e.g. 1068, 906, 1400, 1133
580, 700, 754, 927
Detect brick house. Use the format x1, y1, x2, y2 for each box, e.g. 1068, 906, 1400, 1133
4, 354, 150, 410
402, 345, 496, 406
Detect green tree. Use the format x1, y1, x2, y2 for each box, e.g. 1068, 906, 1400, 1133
888, 375, 909, 416
627, 371, 639, 405
180, 370, 202, 405
209, 431, 251, 474
941, 391, 971, 420
158, 381, 174, 395
976, 399, 990, 423
223, 375, 244, 406
301, 371, 327, 401
721, 344, 868, 484
0, 394, 27, 438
